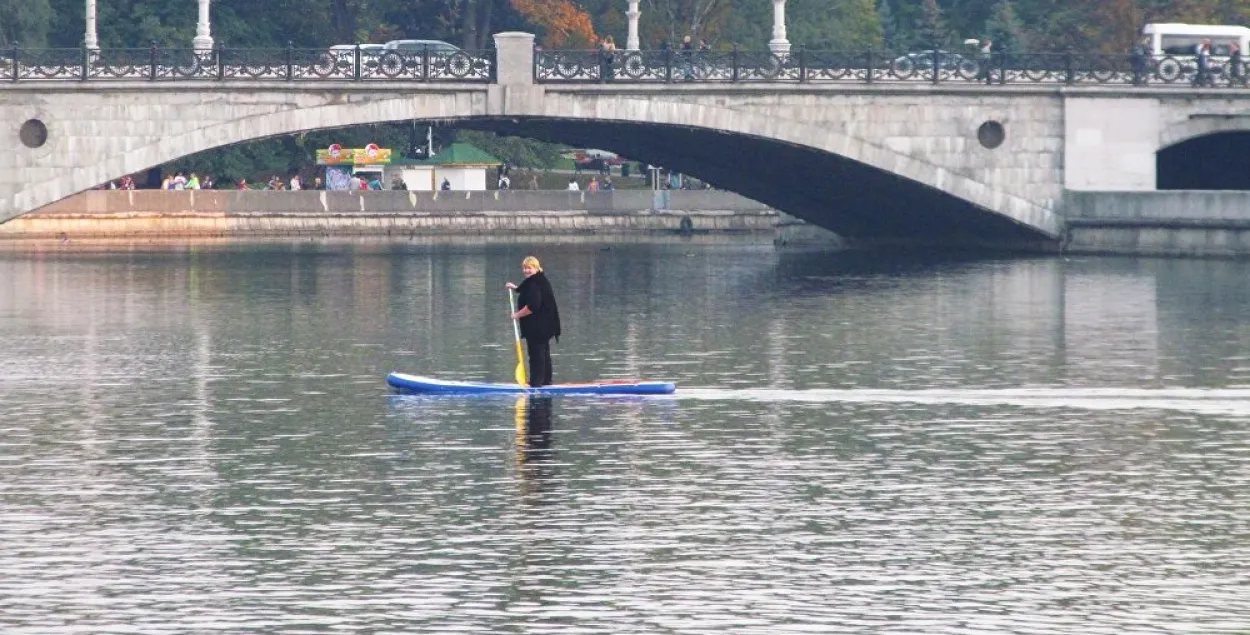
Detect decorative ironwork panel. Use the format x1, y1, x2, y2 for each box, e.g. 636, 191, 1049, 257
0, 46, 492, 82
536, 50, 603, 82
12, 48, 82, 80
91, 48, 151, 79
1, 45, 1245, 88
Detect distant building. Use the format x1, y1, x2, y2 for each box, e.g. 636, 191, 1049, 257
392, 143, 503, 191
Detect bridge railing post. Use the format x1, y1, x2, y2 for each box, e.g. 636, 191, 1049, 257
664, 48, 672, 83
80, 44, 89, 81
422, 44, 431, 81
996, 51, 1006, 85
216, 41, 225, 81
931, 48, 940, 84
491, 32, 535, 85
8, 44, 16, 82
798, 46, 807, 83
354, 44, 362, 81
1064, 49, 1075, 85
731, 45, 740, 82
865, 49, 874, 84
149, 41, 158, 81
285, 41, 294, 80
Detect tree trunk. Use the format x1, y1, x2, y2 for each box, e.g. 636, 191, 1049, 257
462, 0, 479, 50
331, 0, 356, 43
478, 0, 495, 50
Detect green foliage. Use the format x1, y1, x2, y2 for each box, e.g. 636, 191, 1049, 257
0, 0, 53, 48
918, 0, 949, 49
985, 0, 1025, 52
878, 0, 898, 50
788, 0, 883, 50
455, 131, 568, 168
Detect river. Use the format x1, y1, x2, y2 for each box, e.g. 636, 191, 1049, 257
2, 239, 1247, 633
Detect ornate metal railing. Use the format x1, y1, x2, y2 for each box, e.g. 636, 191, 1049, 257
536, 48, 1249, 87
3, 44, 1242, 88
0, 44, 495, 82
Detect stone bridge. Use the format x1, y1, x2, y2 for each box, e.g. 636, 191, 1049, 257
4, 32, 1250, 247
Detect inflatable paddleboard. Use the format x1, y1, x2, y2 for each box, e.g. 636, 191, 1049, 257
387, 372, 676, 395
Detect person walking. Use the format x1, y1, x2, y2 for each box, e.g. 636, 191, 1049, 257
599, 35, 616, 83
506, 256, 561, 387
680, 35, 695, 80
978, 38, 993, 84
1194, 39, 1212, 87
1229, 42, 1244, 87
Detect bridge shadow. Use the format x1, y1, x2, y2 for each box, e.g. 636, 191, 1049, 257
461, 117, 1055, 250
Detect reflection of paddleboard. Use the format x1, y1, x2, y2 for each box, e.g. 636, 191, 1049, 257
386, 372, 676, 395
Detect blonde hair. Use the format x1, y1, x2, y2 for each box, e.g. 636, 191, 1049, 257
522, 256, 542, 271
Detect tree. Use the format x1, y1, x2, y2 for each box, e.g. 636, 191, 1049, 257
878, 0, 898, 50
788, 0, 882, 50
643, 0, 733, 46
0, 0, 53, 48
917, 0, 948, 49
1089, 0, 1143, 54
985, 0, 1025, 52
510, 0, 597, 48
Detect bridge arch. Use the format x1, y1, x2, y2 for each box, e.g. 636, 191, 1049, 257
523, 91, 1058, 240
3, 84, 1058, 243
1160, 116, 1250, 149
1158, 118, 1250, 190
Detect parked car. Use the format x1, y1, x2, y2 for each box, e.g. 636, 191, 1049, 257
892, 49, 978, 76
323, 43, 385, 75
382, 40, 461, 54
377, 40, 466, 77
329, 43, 385, 57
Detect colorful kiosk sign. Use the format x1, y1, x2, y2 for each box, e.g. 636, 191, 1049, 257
316, 143, 392, 165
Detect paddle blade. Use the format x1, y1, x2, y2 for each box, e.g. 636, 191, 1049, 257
514, 340, 528, 386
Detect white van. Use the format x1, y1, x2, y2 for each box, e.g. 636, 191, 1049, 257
1141, 23, 1250, 81
1143, 23, 1250, 57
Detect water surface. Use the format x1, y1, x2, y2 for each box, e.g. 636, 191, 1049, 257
1, 241, 1248, 633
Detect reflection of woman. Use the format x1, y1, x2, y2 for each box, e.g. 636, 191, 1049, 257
515, 396, 556, 499
506, 256, 561, 387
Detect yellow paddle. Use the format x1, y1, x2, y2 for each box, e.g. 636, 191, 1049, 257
509, 289, 529, 386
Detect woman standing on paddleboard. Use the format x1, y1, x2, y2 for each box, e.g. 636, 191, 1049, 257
507, 256, 562, 387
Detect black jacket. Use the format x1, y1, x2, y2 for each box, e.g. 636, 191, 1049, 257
516, 271, 561, 342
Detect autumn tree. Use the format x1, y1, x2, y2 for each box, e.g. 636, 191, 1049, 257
511, 0, 597, 48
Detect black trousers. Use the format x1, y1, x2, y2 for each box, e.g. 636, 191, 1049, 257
526, 337, 553, 387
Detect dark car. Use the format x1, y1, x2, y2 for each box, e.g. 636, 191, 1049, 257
891, 50, 978, 76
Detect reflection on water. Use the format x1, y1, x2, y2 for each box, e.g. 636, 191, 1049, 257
515, 396, 557, 502
1, 242, 1250, 633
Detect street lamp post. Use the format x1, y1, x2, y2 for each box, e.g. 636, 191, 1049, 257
193, 0, 214, 51
85, 0, 99, 50
626, 0, 641, 51
769, 0, 790, 55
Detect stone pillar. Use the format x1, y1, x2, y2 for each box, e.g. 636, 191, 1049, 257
769, 0, 790, 55
493, 31, 535, 85
193, 0, 214, 51
626, 0, 641, 51
84, 0, 99, 50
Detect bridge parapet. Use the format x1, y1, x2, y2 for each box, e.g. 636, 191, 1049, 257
0, 40, 1243, 88
0, 42, 496, 83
